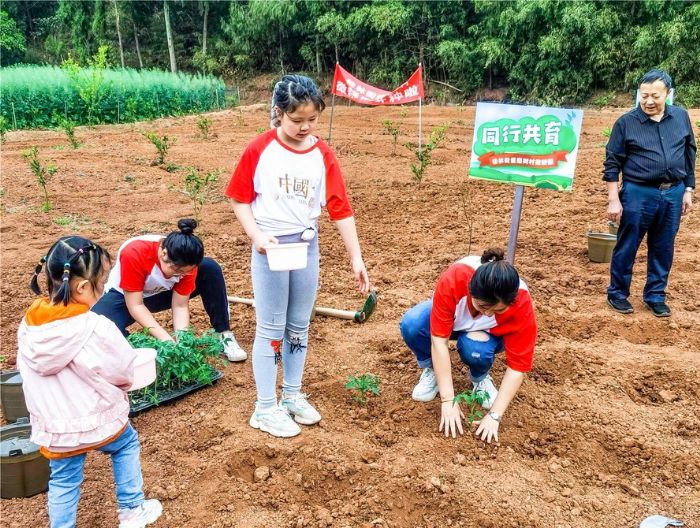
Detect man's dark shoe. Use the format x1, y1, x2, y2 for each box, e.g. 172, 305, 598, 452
607, 296, 634, 314
644, 301, 671, 317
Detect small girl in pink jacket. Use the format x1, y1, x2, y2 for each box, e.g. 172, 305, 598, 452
17, 236, 162, 528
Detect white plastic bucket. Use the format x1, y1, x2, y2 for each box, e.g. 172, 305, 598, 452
264, 242, 309, 271
129, 348, 157, 391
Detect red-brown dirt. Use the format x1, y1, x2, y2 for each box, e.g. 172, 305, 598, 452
1, 103, 699, 528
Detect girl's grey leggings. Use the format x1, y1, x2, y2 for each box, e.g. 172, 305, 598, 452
251, 233, 320, 409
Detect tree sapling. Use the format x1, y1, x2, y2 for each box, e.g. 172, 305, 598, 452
144, 131, 174, 165
196, 115, 212, 139
405, 123, 449, 183
180, 167, 222, 224
22, 146, 57, 212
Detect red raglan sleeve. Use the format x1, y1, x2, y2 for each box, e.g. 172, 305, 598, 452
320, 143, 353, 221
118, 242, 150, 293
430, 264, 472, 338
226, 132, 271, 203
491, 289, 537, 372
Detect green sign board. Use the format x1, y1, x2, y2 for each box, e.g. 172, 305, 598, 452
469, 103, 584, 191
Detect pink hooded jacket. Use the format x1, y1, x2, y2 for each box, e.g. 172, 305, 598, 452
17, 299, 136, 452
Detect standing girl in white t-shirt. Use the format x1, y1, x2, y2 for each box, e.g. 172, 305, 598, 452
226, 74, 370, 438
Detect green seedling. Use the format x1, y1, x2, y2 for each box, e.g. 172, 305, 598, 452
601, 126, 611, 139
236, 110, 246, 127
196, 115, 212, 139
345, 374, 380, 405
22, 146, 57, 212
59, 118, 81, 148
144, 131, 174, 165
180, 167, 222, 224
381, 119, 401, 155
256, 126, 265, 134
405, 123, 449, 183
453, 388, 488, 426
127, 327, 225, 407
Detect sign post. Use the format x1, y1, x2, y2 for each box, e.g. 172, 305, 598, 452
468, 102, 584, 263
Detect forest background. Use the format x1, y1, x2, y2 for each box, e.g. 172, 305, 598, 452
2, 0, 700, 107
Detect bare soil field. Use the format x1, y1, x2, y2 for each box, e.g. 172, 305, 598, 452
1, 103, 699, 527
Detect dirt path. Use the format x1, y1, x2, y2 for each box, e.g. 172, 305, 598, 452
1, 104, 699, 527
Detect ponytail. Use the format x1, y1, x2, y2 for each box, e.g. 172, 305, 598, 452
30, 237, 110, 306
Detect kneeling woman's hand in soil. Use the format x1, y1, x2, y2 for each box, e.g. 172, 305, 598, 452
474, 414, 499, 444
439, 401, 465, 438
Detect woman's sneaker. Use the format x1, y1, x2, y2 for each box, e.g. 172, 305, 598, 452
249, 404, 301, 437
472, 374, 498, 410
412, 367, 438, 402
220, 331, 247, 362
281, 392, 321, 425
118, 499, 163, 528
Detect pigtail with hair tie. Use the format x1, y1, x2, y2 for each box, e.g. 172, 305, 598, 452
29, 256, 47, 295
62, 262, 71, 282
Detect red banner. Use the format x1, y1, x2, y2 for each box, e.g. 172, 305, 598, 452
331, 64, 424, 105
477, 151, 569, 169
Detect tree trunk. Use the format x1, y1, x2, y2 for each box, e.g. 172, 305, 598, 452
488, 65, 493, 90
113, 0, 125, 67
315, 33, 321, 74
334, 44, 338, 64
133, 21, 143, 68
202, 1, 208, 55
164, 0, 177, 73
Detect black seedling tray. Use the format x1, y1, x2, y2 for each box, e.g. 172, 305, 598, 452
129, 369, 223, 416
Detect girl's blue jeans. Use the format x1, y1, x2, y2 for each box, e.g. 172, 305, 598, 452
399, 300, 504, 382
48, 422, 144, 528
251, 233, 320, 408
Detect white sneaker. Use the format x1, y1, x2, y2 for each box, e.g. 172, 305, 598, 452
473, 374, 498, 410
281, 392, 321, 425
249, 404, 301, 438
220, 331, 247, 362
412, 367, 438, 402
118, 499, 163, 528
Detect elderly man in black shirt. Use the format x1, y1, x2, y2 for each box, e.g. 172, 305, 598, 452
604, 69, 696, 317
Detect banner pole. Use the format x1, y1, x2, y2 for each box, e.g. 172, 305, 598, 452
418, 97, 423, 154
506, 185, 525, 264
327, 93, 336, 144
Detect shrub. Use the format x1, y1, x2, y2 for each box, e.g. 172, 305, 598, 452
405, 123, 449, 183
21, 146, 57, 212
196, 115, 212, 139
180, 167, 222, 224
144, 131, 174, 165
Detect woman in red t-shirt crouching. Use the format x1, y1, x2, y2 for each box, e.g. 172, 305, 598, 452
400, 248, 537, 443
92, 219, 247, 362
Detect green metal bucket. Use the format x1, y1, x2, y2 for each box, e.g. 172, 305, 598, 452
587, 232, 617, 263
1, 418, 50, 498
1, 371, 29, 423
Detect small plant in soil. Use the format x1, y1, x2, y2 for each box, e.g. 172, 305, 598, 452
59, 118, 81, 148
196, 115, 212, 139
345, 374, 380, 405
256, 126, 265, 134
453, 388, 488, 426
179, 167, 222, 224
22, 146, 57, 212
126, 327, 225, 407
381, 119, 402, 155
601, 126, 611, 139
405, 123, 448, 183
144, 131, 174, 165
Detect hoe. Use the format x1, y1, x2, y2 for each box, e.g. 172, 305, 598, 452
227, 290, 378, 324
